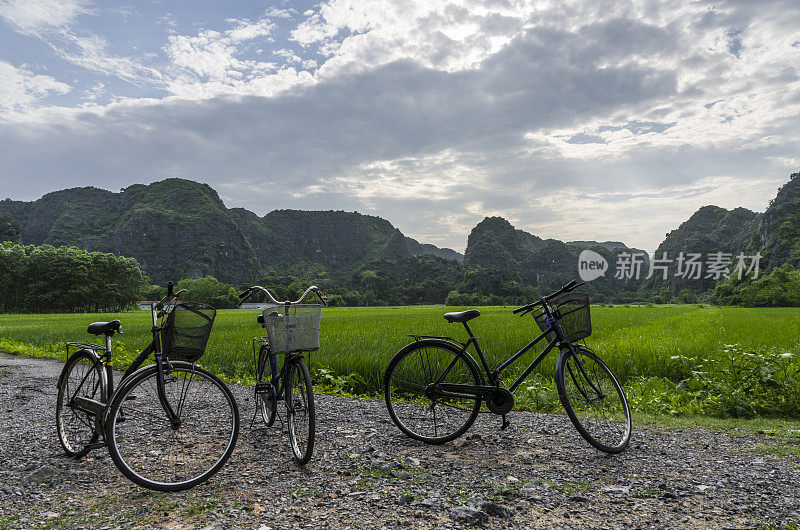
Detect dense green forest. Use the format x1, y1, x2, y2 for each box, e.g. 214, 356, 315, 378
1, 173, 800, 311
0, 243, 147, 312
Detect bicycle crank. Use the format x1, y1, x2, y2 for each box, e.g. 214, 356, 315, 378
486, 388, 514, 415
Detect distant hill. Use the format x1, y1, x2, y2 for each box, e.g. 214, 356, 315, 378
461, 216, 648, 301
641, 205, 762, 298
754, 173, 800, 270
567, 241, 629, 251
5, 173, 799, 305
0, 180, 261, 284
0, 179, 463, 284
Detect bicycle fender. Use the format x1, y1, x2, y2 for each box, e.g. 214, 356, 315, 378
103, 360, 199, 426
388, 338, 485, 386
59, 348, 108, 392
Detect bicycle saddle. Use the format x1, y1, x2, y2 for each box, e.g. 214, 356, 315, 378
443, 309, 480, 323
87, 320, 122, 336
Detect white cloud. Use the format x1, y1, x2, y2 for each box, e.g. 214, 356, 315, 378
0, 60, 70, 118
163, 17, 319, 98
226, 18, 276, 44
0, 0, 92, 33
264, 7, 296, 20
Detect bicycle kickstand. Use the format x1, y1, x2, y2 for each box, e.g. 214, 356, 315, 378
501, 414, 510, 430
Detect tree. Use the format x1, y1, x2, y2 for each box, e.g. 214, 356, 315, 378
0, 216, 20, 243
0, 243, 147, 313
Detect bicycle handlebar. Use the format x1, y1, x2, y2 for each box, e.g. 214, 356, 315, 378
238, 285, 327, 307
512, 280, 585, 315
155, 282, 187, 310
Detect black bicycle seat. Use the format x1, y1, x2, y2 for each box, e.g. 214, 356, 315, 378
443, 310, 481, 323
87, 320, 122, 336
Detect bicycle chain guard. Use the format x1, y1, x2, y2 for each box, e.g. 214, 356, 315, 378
486, 387, 515, 415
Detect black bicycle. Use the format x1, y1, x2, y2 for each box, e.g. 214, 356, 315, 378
238, 285, 326, 465
55, 282, 240, 491
383, 280, 631, 453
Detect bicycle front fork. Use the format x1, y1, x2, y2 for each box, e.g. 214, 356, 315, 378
154, 355, 181, 428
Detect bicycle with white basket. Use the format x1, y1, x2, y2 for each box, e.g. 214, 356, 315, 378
238, 285, 327, 464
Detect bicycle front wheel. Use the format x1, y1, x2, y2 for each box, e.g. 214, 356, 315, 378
555, 346, 631, 454
384, 341, 481, 444
56, 350, 108, 457
285, 357, 315, 465
106, 362, 240, 491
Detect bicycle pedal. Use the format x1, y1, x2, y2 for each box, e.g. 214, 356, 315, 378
255, 382, 270, 394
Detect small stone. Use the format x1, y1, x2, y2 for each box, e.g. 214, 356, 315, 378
568, 495, 590, 503
398, 494, 414, 505
479, 501, 512, 518
450, 506, 489, 525
420, 497, 441, 509
24, 465, 59, 483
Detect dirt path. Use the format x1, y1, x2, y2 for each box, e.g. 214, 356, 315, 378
1, 352, 799, 529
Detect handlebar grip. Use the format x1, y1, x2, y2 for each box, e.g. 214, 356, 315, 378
565, 279, 577, 289
167, 281, 174, 296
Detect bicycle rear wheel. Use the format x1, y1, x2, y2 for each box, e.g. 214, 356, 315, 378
285, 357, 315, 465
256, 345, 277, 427
105, 361, 240, 491
555, 346, 631, 454
56, 350, 107, 457
383, 341, 481, 444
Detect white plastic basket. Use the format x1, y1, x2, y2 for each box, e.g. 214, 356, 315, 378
263, 304, 321, 354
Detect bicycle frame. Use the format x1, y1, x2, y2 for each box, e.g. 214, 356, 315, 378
432, 300, 577, 400
65, 298, 180, 431
253, 337, 306, 400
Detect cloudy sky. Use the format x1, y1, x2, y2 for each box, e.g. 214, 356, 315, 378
1, 0, 799, 253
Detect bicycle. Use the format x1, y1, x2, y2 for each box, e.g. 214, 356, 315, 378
238, 285, 327, 465
383, 280, 632, 453
55, 282, 241, 491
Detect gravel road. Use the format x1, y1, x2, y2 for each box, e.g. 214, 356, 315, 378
1, 352, 799, 529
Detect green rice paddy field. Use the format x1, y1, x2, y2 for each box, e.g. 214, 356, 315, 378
2, 305, 800, 417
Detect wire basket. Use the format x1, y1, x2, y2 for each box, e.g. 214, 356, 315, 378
161, 302, 216, 362
263, 304, 321, 354
533, 293, 591, 342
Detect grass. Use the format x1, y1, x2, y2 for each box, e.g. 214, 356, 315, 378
2, 305, 800, 418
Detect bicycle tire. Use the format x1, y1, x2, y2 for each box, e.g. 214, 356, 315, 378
285, 357, 315, 465
56, 350, 108, 457
555, 345, 631, 454
256, 345, 277, 427
105, 361, 240, 491
384, 340, 481, 444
